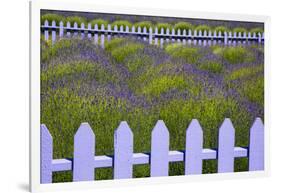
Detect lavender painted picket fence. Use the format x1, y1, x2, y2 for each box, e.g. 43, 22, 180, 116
41, 20, 264, 47
40, 118, 264, 183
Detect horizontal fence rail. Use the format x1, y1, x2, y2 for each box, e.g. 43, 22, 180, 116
40, 118, 264, 183
41, 20, 264, 47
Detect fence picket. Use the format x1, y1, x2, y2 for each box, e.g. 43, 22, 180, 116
94, 24, 98, 45
218, 31, 222, 44
203, 30, 207, 46
73, 22, 78, 37
224, 31, 228, 45
213, 31, 217, 45
188, 29, 192, 45
107, 24, 111, 41
182, 29, 187, 45
185, 119, 203, 175
177, 29, 181, 43
218, 118, 235, 173
160, 28, 164, 48
151, 120, 170, 177
59, 21, 64, 38
149, 27, 153, 45
44, 20, 49, 41
233, 32, 237, 46
81, 23, 85, 39
137, 26, 141, 39
249, 118, 264, 171
243, 32, 247, 44
51, 21, 56, 44
66, 22, 71, 38
143, 27, 147, 41
101, 24, 105, 48
198, 30, 202, 46
247, 32, 252, 45
131, 25, 136, 39
193, 30, 197, 45
87, 23, 92, 39
207, 30, 212, 46
154, 27, 158, 45
73, 123, 95, 181
258, 33, 262, 44
114, 121, 133, 179
40, 124, 52, 184
171, 28, 175, 42
166, 28, 170, 43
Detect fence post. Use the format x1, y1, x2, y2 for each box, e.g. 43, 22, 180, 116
149, 27, 153, 45
114, 121, 133, 179
73, 123, 95, 181
183, 29, 187, 45
101, 24, 105, 48
249, 118, 264, 171
87, 23, 92, 39
107, 24, 111, 42
154, 27, 158, 46
51, 21, 56, 45
150, 120, 170, 177
160, 28, 164, 48
224, 31, 228, 46
185, 119, 203, 175
66, 22, 71, 38
73, 22, 78, 37
143, 27, 147, 41
94, 24, 98, 45
44, 20, 49, 41
218, 118, 235, 173
59, 21, 64, 38
80, 23, 85, 39
40, 124, 53, 184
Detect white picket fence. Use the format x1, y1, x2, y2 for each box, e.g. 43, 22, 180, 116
42, 20, 264, 48
41, 118, 264, 183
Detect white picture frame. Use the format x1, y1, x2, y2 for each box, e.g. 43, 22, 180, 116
30, 0, 271, 192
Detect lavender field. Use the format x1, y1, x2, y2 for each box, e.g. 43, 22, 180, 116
41, 13, 264, 183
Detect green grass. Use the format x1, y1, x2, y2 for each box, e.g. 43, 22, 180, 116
66, 16, 87, 27
90, 19, 109, 29
134, 21, 153, 31
41, 13, 65, 25
111, 20, 132, 30
41, 39, 72, 62
227, 65, 263, 81
174, 22, 193, 32
222, 46, 253, 64
198, 61, 223, 73
165, 44, 200, 64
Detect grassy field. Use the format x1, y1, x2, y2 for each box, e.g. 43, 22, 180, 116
41, 37, 264, 182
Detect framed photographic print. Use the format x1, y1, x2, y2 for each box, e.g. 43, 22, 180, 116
30, 0, 270, 192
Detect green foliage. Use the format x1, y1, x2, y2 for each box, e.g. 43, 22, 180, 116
41, 38, 72, 62
240, 77, 264, 106
111, 20, 132, 30
156, 23, 172, 33
90, 19, 109, 29
104, 38, 126, 52
195, 25, 211, 32
165, 44, 200, 64
66, 16, 87, 27
110, 43, 144, 63
222, 46, 251, 64
141, 75, 188, 97
174, 22, 193, 32
250, 28, 264, 36
214, 26, 229, 33
198, 61, 223, 73
233, 27, 247, 34
41, 13, 65, 25
125, 54, 152, 73
227, 65, 263, 81
134, 21, 153, 32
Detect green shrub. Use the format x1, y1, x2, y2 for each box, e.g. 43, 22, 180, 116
66, 16, 87, 27
111, 20, 132, 30
199, 61, 223, 73
174, 22, 193, 32
125, 54, 152, 73
104, 38, 126, 52
111, 43, 144, 63
156, 23, 173, 33
227, 65, 263, 81
41, 13, 65, 25
141, 75, 188, 97
250, 28, 264, 36
233, 27, 247, 34
134, 21, 153, 32
165, 44, 200, 64
240, 77, 264, 106
195, 25, 211, 32
222, 46, 248, 64
90, 19, 109, 29
214, 26, 229, 33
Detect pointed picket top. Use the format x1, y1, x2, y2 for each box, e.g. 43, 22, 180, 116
107, 24, 111, 31
171, 28, 175, 35
183, 29, 187, 36
59, 21, 64, 38
214, 30, 217, 36
218, 118, 235, 173
114, 25, 118, 31
198, 30, 202, 36
160, 28, 164, 35
81, 23, 85, 39
73, 123, 95, 181
177, 29, 181, 36
137, 26, 141, 33
94, 24, 98, 30
249, 118, 264, 171
40, 124, 53, 184
120, 25, 124, 32
101, 24, 105, 31
203, 30, 207, 37
185, 119, 203, 175
188, 29, 192, 36
74, 22, 78, 28
151, 120, 170, 177
81, 22, 85, 29
44, 20, 49, 26
143, 27, 147, 33
166, 28, 170, 34
114, 121, 133, 179
125, 25, 129, 32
